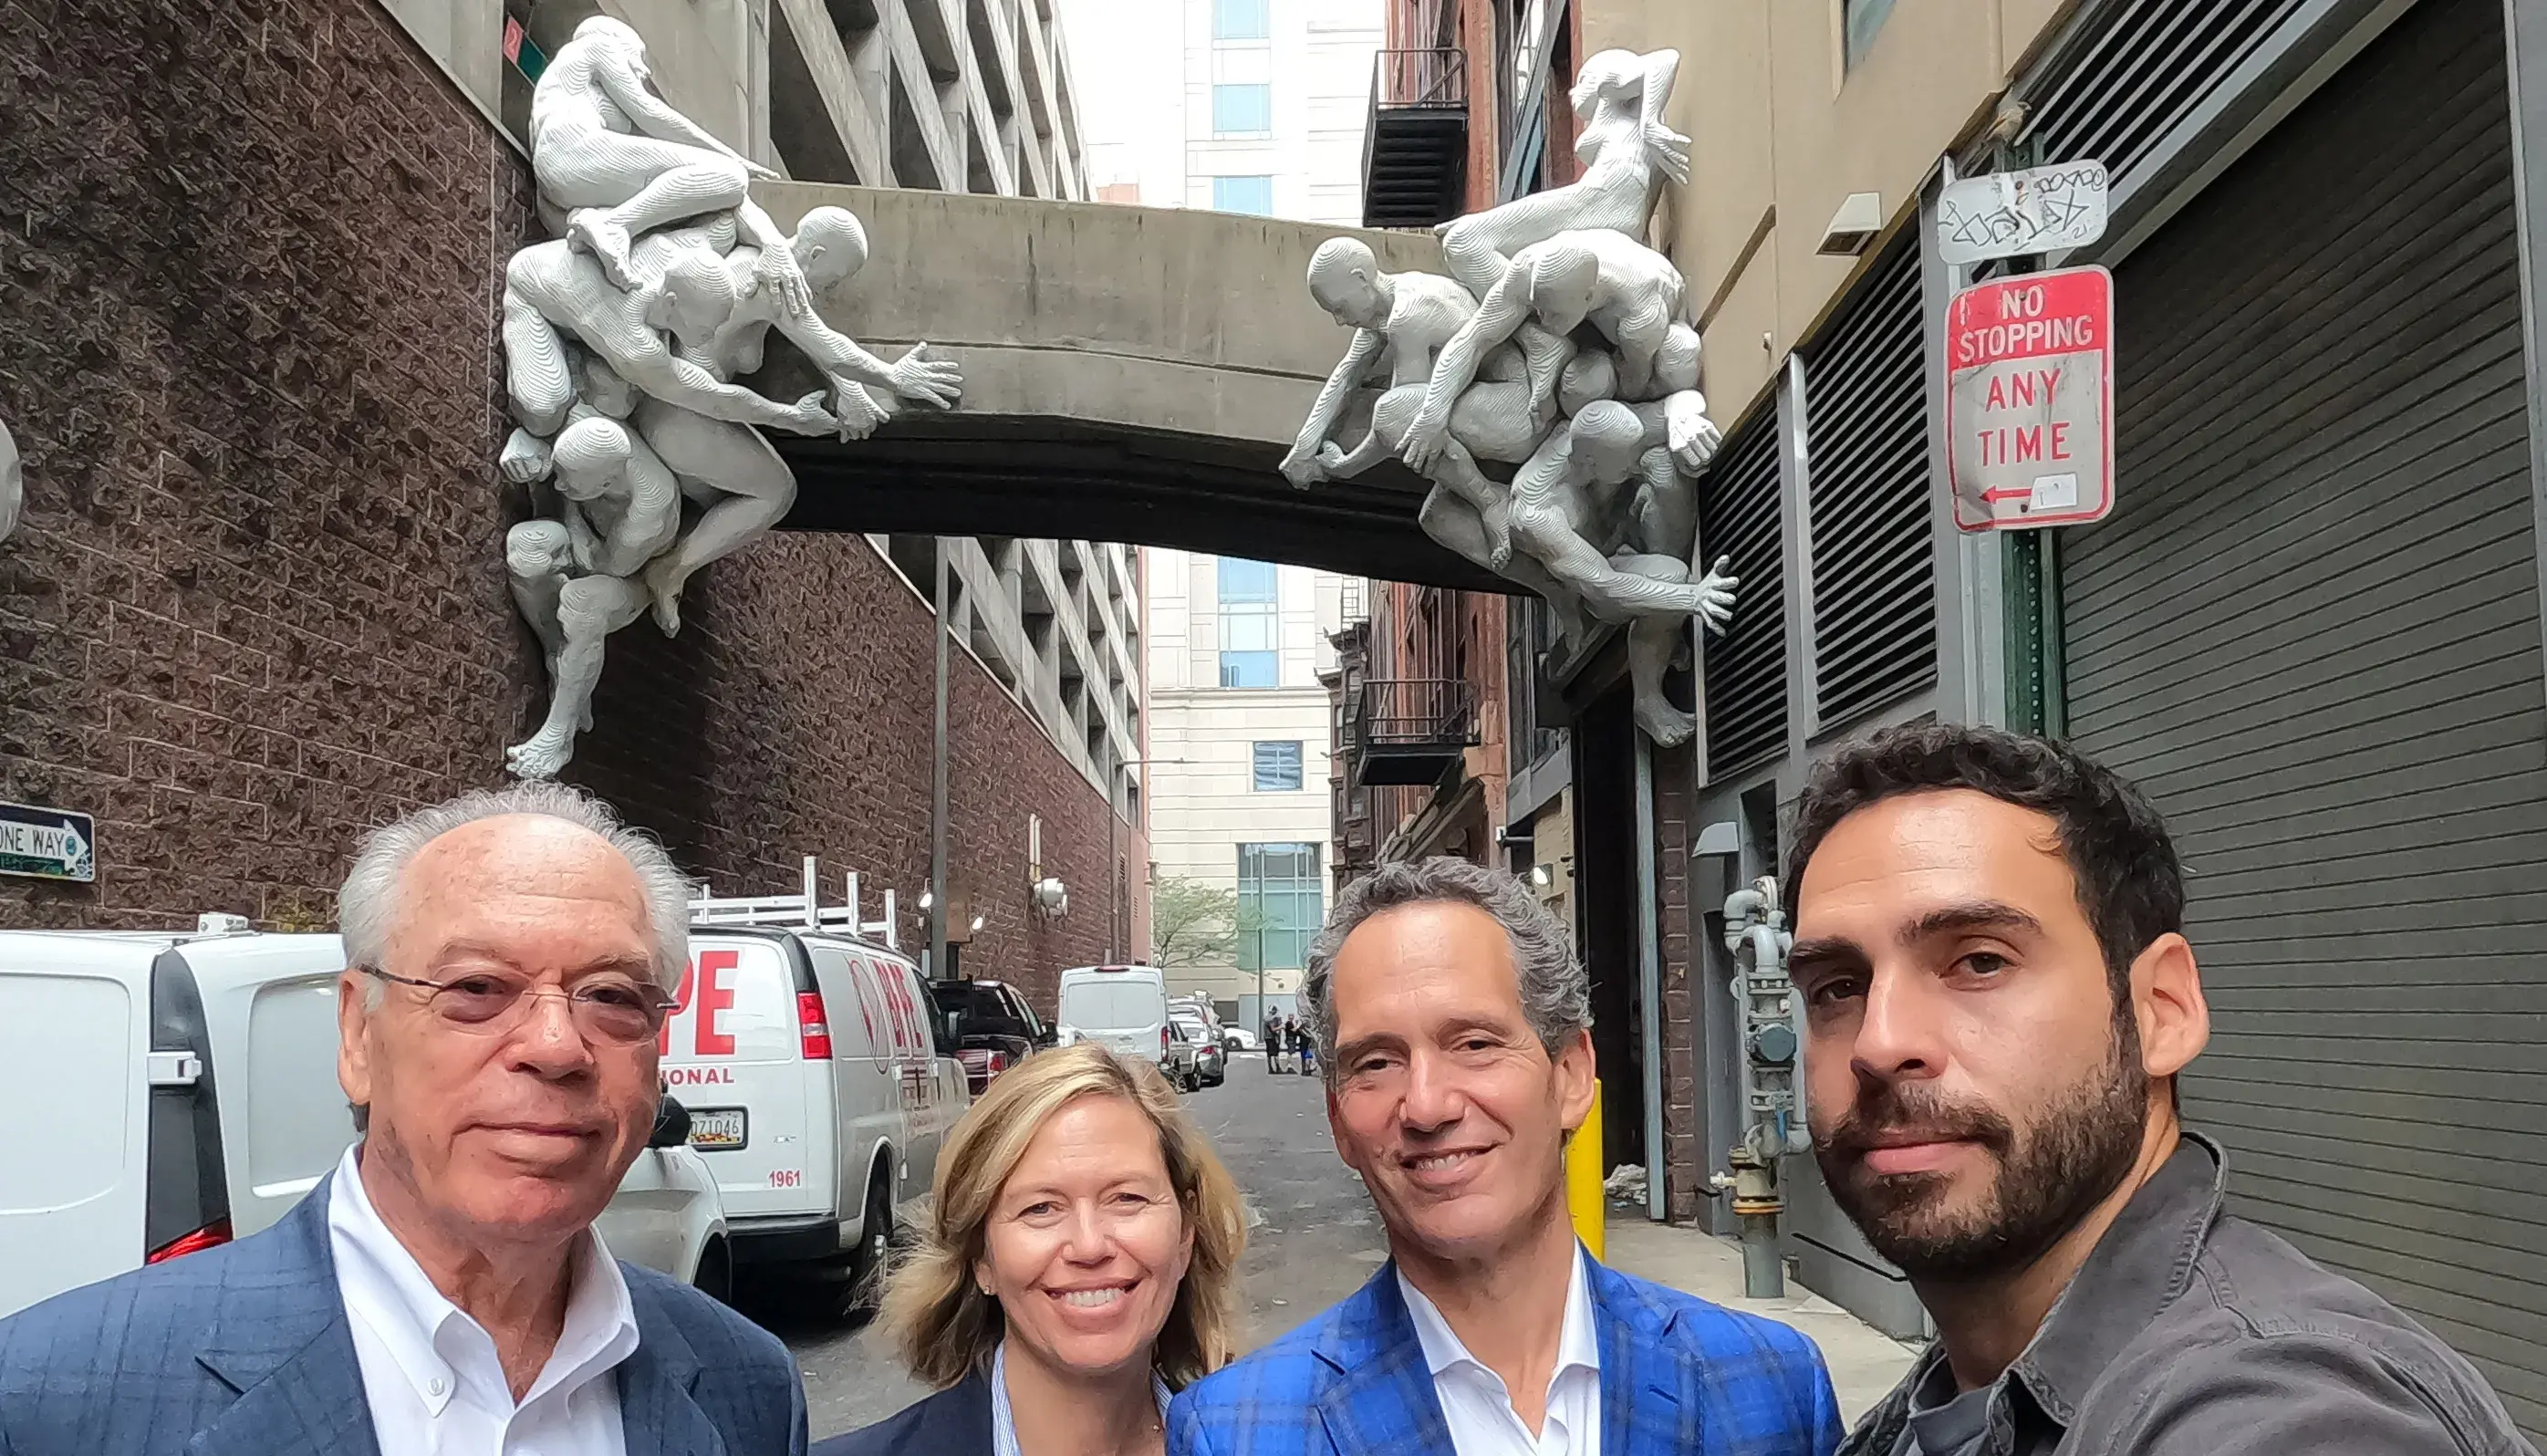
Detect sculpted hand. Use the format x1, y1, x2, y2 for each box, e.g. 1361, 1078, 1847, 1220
1692, 555, 1738, 633
831, 381, 887, 441
754, 245, 816, 317
777, 390, 838, 437
1646, 122, 1693, 186
1400, 406, 1453, 473
1280, 444, 1329, 490
1667, 393, 1722, 474
886, 343, 963, 409
500, 428, 556, 484
743, 157, 784, 182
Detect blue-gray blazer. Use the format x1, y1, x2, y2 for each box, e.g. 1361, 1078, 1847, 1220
0, 1172, 807, 1456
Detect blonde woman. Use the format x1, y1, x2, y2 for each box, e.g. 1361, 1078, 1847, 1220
815, 1044, 1248, 1456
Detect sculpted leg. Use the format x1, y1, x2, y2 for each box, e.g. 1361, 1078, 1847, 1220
1511, 496, 1713, 621
1618, 554, 1696, 746
504, 295, 575, 437
509, 575, 648, 779
633, 401, 798, 635
544, 132, 753, 290
1419, 490, 1590, 643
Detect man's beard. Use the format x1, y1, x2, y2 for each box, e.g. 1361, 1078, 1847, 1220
1813, 1016, 2149, 1283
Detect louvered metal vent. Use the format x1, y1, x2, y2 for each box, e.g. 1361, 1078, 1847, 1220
1700, 411, 1788, 778
2022, 0, 2309, 179
1802, 239, 1935, 729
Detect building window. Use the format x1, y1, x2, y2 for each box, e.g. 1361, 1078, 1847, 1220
1253, 740, 1305, 791
1218, 557, 1279, 687
1212, 82, 1273, 135
1211, 175, 1275, 215
1843, 0, 1897, 69
1212, 0, 1269, 41
1237, 842, 1322, 971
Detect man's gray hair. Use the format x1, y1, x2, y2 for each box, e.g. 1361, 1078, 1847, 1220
1302, 857, 1590, 1076
340, 781, 692, 998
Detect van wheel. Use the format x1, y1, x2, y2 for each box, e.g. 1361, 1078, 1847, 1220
692, 1239, 734, 1306
845, 1167, 895, 1320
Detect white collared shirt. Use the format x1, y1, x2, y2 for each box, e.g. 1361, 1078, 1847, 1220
987, 1339, 1173, 1456
327, 1146, 641, 1456
1397, 1248, 1602, 1456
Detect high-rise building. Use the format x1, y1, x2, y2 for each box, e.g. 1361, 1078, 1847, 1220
1144, 555, 1345, 1024
1066, 0, 1383, 224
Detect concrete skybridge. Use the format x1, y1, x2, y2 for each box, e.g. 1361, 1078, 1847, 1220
751, 182, 1509, 593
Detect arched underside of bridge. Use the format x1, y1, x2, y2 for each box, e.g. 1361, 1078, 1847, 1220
754, 182, 1513, 595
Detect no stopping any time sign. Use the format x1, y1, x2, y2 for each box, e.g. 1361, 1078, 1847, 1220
1945, 265, 2115, 531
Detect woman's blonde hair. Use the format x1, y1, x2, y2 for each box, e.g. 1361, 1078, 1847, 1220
879, 1043, 1249, 1389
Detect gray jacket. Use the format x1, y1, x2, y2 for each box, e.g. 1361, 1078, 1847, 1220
1837, 1133, 2537, 1456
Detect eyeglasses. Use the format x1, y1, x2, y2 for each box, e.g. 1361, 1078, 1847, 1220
362, 966, 679, 1045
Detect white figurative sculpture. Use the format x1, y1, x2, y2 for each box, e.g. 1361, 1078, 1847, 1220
499, 17, 962, 777
1287, 47, 1741, 748
0, 415, 20, 547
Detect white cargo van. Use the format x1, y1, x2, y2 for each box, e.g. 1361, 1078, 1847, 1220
659, 926, 967, 1309
0, 924, 728, 1320
1056, 963, 1172, 1066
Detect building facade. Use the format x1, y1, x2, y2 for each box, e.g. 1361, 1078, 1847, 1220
1146, 553, 1345, 1025
1376, 0, 2547, 1440
1068, 0, 1384, 224
0, 0, 1145, 1017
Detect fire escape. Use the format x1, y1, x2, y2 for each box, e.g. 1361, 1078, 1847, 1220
1362, 47, 1469, 227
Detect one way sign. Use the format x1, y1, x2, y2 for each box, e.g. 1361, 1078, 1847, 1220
0, 802, 96, 882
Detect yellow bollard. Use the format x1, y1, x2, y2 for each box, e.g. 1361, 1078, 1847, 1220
1565, 1080, 1606, 1262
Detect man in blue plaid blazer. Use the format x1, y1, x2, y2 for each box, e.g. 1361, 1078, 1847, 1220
1172, 859, 1841, 1456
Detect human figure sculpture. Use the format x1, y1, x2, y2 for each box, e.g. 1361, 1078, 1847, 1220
1505, 400, 1733, 631
1403, 229, 1688, 471
1434, 50, 1689, 300
531, 16, 811, 314
0, 415, 20, 546
503, 519, 652, 780
551, 415, 683, 578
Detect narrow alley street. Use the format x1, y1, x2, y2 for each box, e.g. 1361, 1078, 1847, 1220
769, 1053, 1388, 1442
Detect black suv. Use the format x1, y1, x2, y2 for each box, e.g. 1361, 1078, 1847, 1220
930, 978, 1055, 1095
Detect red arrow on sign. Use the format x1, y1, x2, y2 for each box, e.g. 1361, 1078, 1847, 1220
1981, 487, 2033, 502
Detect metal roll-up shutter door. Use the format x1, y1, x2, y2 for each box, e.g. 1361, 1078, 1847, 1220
2061, 0, 2547, 1433
1701, 411, 1788, 777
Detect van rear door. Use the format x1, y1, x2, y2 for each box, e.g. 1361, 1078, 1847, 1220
0, 937, 151, 1317
1059, 968, 1170, 1065
660, 935, 821, 1220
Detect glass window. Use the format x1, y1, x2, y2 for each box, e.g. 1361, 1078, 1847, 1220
1844, 0, 1897, 69
1211, 175, 1275, 216
1237, 842, 1324, 972
1212, 0, 1269, 41
1211, 83, 1273, 135
1253, 740, 1304, 791
1218, 557, 1281, 687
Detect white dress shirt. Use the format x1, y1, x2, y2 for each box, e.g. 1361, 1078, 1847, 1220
1397, 1248, 1602, 1456
986, 1339, 1173, 1456
327, 1146, 642, 1456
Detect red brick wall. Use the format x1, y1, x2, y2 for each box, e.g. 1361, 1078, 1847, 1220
0, 0, 1128, 1015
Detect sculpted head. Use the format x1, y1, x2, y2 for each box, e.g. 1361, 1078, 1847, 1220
1307, 238, 1391, 331
571, 350, 642, 420
1571, 400, 1646, 480
337, 785, 693, 1259
1570, 49, 1648, 118
574, 16, 648, 68
550, 417, 634, 502
649, 251, 739, 350
793, 207, 871, 292
1558, 350, 1619, 417
505, 520, 573, 580
1524, 239, 1602, 337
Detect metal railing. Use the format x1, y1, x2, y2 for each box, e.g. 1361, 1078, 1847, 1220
1351, 677, 1479, 747
1371, 47, 1468, 110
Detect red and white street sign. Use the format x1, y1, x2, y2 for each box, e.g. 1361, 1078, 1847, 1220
1944, 265, 2115, 531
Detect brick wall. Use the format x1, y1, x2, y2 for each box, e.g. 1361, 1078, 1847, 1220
0, 0, 1128, 1010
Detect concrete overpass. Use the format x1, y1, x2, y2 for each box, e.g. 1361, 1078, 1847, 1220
752, 182, 1509, 593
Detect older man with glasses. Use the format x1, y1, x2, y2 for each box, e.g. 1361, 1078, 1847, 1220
0, 783, 806, 1456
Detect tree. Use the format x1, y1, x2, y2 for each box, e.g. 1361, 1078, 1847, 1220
1149, 874, 1267, 968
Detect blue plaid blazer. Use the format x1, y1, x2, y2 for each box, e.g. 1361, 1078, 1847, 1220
1170, 1255, 1842, 1456
0, 1171, 807, 1456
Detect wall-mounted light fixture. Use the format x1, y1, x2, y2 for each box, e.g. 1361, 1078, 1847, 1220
1819, 192, 1884, 256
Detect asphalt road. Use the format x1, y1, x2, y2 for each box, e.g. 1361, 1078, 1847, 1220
746, 1052, 1392, 1443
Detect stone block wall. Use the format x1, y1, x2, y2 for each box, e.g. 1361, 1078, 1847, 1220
0, 0, 1127, 1011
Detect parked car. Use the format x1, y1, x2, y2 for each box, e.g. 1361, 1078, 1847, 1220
1161, 1015, 1204, 1092
1221, 1025, 1259, 1053
1056, 963, 1171, 1067
1171, 1012, 1225, 1087
0, 923, 727, 1321
660, 924, 970, 1316
930, 977, 1055, 1095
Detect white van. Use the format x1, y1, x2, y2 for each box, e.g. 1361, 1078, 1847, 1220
659, 927, 967, 1310
0, 924, 728, 1319
1057, 963, 1172, 1066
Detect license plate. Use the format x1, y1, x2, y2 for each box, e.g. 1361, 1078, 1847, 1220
687, 1108, 747, 1150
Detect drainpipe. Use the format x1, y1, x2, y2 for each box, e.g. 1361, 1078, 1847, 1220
1632, 734, 1666, 1222
930, 541, 951, 983
1716, 875, 1810, 1296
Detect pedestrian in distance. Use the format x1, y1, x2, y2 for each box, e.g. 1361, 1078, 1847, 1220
1264, 1014, 1284, 1074
0, 782, 808, 1456
1788, 723, 2538, 1456
818, 1043, 1248, 1456
1170, 857, 1843, 1456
